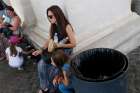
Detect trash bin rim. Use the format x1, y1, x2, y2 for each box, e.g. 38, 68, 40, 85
71, 48, 128, 82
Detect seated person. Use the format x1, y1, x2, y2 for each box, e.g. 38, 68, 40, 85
0, 6, 21, 38
5, 36, 24, 70
2, 14, 11, 27
0, 0, 8, 16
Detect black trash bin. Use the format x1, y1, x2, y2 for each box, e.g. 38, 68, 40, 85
71, 48, 128, 93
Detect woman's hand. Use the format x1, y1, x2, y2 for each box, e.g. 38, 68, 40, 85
56, 43, 64, 48
32, 50, 42, 56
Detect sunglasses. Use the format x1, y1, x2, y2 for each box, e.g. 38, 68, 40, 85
48, 15, 53, 19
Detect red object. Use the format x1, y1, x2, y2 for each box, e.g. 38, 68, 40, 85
9, 35, 21, 44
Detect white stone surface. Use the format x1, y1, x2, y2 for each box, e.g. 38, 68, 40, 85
65, 0, 131, 40
74, 13, 140, 54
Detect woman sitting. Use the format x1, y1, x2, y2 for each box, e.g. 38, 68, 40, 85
0, 6, 21, 38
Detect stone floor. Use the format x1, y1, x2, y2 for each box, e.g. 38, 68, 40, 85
0, 59, 38, 93
0, 46, 139, 93
127, 46, 140, 93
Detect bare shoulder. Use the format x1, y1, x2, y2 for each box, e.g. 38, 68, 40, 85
13, 16, 20, 21
66, 24, 73, 32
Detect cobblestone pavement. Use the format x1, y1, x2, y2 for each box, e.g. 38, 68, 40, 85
0, 47, 139, 93
127, 46, 140, 93
0, 60, 38, 93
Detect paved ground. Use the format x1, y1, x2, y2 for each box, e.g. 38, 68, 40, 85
0, 59, 38, 93
127, 46, 140, 93
0, 46, 140, 93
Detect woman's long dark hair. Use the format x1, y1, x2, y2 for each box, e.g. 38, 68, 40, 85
47, 5, 71, 38
10, 44, 17, 57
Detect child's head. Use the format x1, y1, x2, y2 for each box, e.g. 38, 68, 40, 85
51, 49, 69, 67
9, 36, 20, 56
9, 35, 20, 45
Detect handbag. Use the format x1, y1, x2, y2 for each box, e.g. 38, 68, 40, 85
48, 39, 57, 53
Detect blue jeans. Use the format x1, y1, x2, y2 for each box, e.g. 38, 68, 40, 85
38, 59, 60, 90
38, 59, 50, 90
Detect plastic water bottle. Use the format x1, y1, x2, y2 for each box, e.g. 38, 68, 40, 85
54, 33, 58, 43
59, 37, 68, 44
2, 14, 10, 24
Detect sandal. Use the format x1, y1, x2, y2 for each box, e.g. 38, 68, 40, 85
38, 89, 43, 93
38, 89, 49, 93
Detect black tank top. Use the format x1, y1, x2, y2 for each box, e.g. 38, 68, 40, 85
52, 24, 66, 42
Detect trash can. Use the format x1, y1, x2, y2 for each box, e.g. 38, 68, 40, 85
131, 0, 140, 15
71, 48, 128, 93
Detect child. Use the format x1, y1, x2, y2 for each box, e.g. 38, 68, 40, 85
51, 49, 75, 93
5, 35, 23, 70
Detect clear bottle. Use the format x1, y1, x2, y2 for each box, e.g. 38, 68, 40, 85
54, 33, 58, 43
2, 14, 11, 24
59, 37, 68, 44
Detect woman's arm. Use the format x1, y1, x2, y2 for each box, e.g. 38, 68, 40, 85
32, 34, 51, 56
57, 24, 76, 48
9, 16, 21, 31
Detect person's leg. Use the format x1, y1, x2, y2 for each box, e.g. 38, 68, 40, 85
37, 50, 60, 93
38, 61, 60, 93
38, 59, 50, 91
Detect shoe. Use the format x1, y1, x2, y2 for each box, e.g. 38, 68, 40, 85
38, 90, 43, 93
38, 89, 49, 93
18, 67, 24, 70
